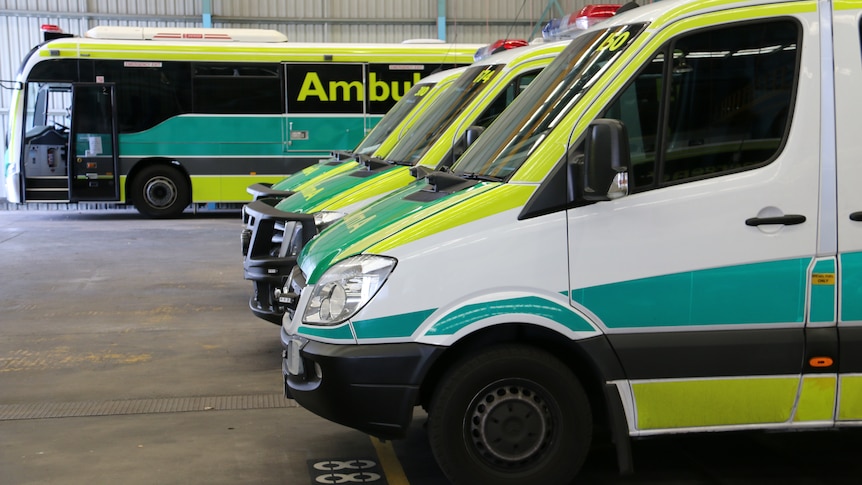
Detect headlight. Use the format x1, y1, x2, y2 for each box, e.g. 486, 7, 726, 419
313, 211, 346, 230
302, 255, 396, 326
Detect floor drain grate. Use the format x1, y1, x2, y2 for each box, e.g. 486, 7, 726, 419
0, 393, 297, 420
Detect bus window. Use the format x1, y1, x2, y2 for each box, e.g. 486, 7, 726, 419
193, 63, 283, 114
94, 60, 190, 133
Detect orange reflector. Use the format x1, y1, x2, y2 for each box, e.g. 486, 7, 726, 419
809, 357, 834, 368
250, 172, 257, 176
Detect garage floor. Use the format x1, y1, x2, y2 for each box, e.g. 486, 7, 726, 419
1, 209, 861, 485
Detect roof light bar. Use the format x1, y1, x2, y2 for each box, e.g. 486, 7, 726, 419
542, 4, 623, 40
473, 39, 530, 61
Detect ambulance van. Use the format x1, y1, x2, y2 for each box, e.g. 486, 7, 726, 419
244, 67, 466, 201
243, 40, 567, 323
280, 0, 862, 483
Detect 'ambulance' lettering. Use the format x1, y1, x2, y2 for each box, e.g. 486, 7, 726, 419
297, 72, 327, 101
297, 71, 423, 102
369, 72, 423, 102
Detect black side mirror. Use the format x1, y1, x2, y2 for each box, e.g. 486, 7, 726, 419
465, 126, 485, 147
581, 118, 630, 201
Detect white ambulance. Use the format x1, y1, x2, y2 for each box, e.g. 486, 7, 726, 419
281, 0, 862, 482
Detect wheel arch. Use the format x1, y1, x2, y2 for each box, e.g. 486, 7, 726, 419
124, 158, 191, 202
418, 322, 633, 472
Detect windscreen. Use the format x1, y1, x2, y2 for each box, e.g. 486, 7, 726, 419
453, 23, 647, 180
384, 64, 504, 165
354, 81, 437, 156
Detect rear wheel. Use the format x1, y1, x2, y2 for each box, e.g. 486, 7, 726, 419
428, 344, 592, 484
131, 165, 190, 218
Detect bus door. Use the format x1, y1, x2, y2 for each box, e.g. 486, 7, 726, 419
20, 83, 72, 202
69, 83, 119, 201
284, 63, 368, 163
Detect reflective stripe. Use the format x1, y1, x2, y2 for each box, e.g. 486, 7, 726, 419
838, 374, 862, 420
794, 374, 837, 422
631, 376, 798, 430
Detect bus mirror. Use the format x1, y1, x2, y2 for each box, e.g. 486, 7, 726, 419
581, 118, 630, 201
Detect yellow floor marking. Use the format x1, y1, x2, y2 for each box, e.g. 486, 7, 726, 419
370, 436, 410, 485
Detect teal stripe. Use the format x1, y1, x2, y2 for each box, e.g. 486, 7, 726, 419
353, 308, 436, 340
118, 115, 369, 156
842, 252, 862, 321
810, 259, 836, 323
297, 322, 354, 341
428, 296, 595, 336
572, 259, 809, 328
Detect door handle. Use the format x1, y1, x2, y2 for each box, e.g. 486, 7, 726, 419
851, 211, 862, 221
745, 214, 806, 226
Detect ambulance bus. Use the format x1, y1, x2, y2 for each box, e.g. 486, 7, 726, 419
2, 26, 480, 217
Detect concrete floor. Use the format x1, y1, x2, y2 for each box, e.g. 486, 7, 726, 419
1, 209, 861, 485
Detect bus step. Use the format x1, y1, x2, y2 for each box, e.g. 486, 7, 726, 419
25, 177, 69, 189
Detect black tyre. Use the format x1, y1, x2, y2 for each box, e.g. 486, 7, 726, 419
130, 165, 190, 218
428, 344, 592, 484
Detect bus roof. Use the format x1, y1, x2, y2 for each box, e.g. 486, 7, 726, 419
33, 35, 485, 65
85, 26, 289, 43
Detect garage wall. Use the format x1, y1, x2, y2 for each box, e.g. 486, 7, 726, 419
0, 0, 603, 200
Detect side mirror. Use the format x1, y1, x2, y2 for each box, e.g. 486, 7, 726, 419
581, 118, 630, 201
465, 126, 485, 147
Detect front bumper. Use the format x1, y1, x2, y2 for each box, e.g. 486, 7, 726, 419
282, 331, 445, 439
249, 280, 291, 324
242, 200, 316, 323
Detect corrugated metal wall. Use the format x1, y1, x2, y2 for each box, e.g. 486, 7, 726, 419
0, 0, 602, 199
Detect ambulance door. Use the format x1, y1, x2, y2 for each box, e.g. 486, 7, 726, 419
833, 3, 862, 424
68, 83, 120, 201
568, 14, 816, 432
284, 63, 367, 156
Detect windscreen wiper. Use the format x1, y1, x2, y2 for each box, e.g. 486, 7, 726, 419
457, 172, 504, 183
356, 154, 396, 171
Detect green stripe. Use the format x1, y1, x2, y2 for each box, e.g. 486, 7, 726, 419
271, 160, 358, 192
572, 259, 809, 328
428, 296, 594, 336
310, 169, 415, 212
274, 166, 401, 213
299, 180, 499, 284
841, 252, 862, 321
297, 322, 354, 341
810, 259, 836, 323
353, 309, 436, 340
119, 115, 369, 157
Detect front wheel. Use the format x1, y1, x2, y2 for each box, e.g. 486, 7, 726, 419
428, 344, 592, 484
130, 165, 190, 218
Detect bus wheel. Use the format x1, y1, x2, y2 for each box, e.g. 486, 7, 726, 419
131, 165, 190, 218
427, 344, 592, 484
